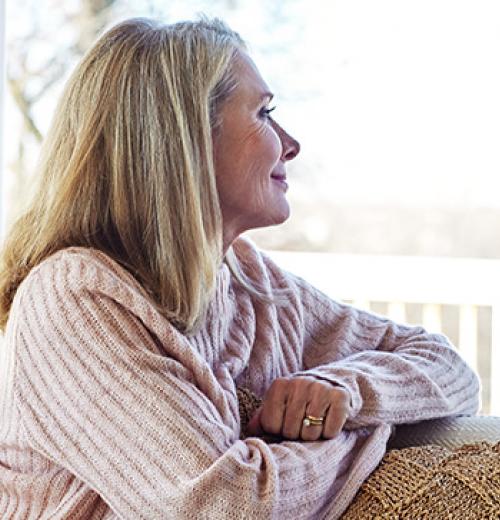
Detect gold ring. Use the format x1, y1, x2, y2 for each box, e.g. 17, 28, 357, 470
303, 415, 325, 427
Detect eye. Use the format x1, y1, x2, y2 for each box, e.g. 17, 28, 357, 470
259, 105, 276, 120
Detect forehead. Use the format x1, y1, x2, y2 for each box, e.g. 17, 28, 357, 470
231, 52, 273, 105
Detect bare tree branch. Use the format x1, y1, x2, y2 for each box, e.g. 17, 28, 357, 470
5, 0, 118, 222
7, 77, 43, 142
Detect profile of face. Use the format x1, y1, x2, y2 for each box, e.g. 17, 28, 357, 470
213, 52, 300, 249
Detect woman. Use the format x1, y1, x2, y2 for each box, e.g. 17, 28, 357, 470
0, 17, 480, 519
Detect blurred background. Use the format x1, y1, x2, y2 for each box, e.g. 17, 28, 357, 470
2, 0, 500, 413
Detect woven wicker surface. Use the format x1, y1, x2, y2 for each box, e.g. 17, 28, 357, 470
342, 441, 500, 519
238, 389, 500, 520
237, 387, 262, 439
237, 388, 500, 518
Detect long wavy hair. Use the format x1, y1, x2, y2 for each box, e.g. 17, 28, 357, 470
0, 17, 247, 333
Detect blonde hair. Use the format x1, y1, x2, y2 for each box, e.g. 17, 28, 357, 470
0, 17, 247, 333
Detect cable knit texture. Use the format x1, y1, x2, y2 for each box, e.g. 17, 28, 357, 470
0, 238, 480, 519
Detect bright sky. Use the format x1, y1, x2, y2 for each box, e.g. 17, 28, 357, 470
5, 0, 500, 211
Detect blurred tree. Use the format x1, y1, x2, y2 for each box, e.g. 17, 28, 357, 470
6, 0, 117, 224
75, 0, 116, 53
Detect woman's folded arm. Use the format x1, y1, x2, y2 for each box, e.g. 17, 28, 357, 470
290, 275, 481, 428
12, 253, 378, 519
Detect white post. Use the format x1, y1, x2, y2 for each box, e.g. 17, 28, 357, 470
490, 302, 500, 416
387, 301, 407, 323
458, 304, 478, 373
422, 303, 442, 333
0, 0, 5, 237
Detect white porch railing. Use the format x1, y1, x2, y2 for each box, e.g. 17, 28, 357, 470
268, 251, 500, 416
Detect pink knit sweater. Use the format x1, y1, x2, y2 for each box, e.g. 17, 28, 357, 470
0, 238, 479, 519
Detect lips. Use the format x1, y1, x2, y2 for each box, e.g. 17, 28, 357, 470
270, 172, 289, 191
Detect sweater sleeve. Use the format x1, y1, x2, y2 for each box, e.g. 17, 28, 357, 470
289, 275, 481, 428
12, 251, 383, 520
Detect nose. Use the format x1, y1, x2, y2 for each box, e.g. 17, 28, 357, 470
273, 121, 300, 162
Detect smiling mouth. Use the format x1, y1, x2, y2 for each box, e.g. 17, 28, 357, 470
270, 173, 288, 190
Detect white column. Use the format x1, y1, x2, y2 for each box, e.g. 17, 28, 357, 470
0, 0, 5, 236
490, 302, 500, 415
387, 301, 407, 323
422, 303, 442, 333
458, 304, 478, 373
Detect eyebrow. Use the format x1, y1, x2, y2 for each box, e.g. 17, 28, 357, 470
259, 92, 274, 102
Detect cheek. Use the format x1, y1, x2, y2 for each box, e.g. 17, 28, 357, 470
214, 125, 283, 209
244, 126, 282, 174
263, 126, 282, 164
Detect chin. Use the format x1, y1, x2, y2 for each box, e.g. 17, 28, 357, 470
276, 206, 291, 225
242, 198, 291, 233
262, 202, 291, 228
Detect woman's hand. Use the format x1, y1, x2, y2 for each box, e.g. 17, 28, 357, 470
246, 376, 350, 441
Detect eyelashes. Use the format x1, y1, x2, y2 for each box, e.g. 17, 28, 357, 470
259, 105, 276, 120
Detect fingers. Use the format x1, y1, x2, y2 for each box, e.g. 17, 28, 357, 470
259, 378, 289, 436
245, 407, 264, 437
255, 377, 350, 442
281, 384, 309, 439
321, 387, 350, 439
297, 383, 331, 442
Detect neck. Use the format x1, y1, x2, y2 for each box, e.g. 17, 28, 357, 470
222, 232, 235, 258
222, 220, 242, 257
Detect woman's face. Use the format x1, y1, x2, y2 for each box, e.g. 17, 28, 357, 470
213, 52, 300, 249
